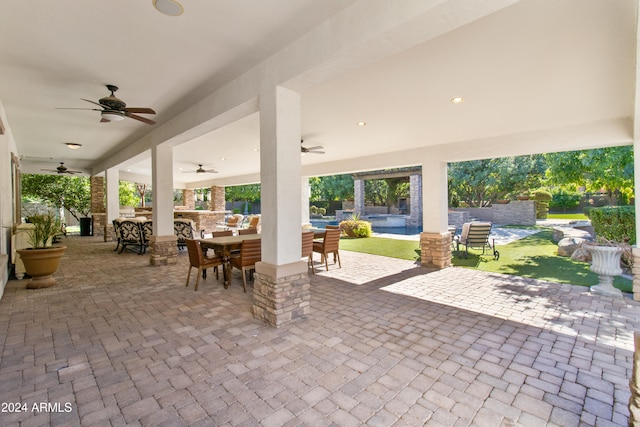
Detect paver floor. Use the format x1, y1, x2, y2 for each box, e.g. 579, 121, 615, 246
0, 235, 639, 426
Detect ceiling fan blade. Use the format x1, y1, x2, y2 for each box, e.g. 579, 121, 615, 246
309, 151, 325, 154
125, 113, 156, 125
81, 98, 106, 108
125, 107, 156, 114
304, 146, 324, 151
55, 107, 101, 111
100, 117, 110, 123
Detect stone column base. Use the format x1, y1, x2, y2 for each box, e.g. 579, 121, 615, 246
92, 213, 106, 237
149, 235, 178, 266
103, 223, 115, 242
632, 247, 640, 301
420, 231, 452, 269
252, 261, 310, 327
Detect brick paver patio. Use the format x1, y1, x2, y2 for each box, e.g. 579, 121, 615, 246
0, 235, 639, 426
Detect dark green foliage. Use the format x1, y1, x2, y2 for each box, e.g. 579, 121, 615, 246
21, 174, 91, 221
586, 206, 636, 245
549, 189, 581, 212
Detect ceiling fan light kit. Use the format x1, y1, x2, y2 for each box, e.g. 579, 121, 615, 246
101, 111, 125, 122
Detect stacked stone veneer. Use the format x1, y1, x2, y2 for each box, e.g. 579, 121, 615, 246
173, 211, 226, 235
90, 176, 105, 237
252, 263, 311, 327
493, 201, 535, 225
183, 189, 195, 209
150, 235, 178, 266
407, 174, 422, 227
211, 186, 225, 211
633, 247, 640, 301
420, 231, 452, 269
450, 202, 535, 226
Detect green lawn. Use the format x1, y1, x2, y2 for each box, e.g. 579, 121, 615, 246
547, 213, 589, 220
339, 228, 632, 293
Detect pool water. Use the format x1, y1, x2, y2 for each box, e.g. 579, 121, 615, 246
310, 220, 422, 236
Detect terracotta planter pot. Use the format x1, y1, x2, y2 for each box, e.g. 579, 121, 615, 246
586, 245, 623, 298
16, 246, 66, 289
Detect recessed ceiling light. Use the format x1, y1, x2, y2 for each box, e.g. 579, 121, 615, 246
153, 0, 184, 16
220, 157, 225, 161
357, 121, 367, 126
451, 97, 464, 104
65, 143, 82, 149
253, 148, 259, 152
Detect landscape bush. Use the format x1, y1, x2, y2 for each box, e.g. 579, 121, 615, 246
339, 214, 372, 238
586, 206, 636, 245
533, 189, 552, 219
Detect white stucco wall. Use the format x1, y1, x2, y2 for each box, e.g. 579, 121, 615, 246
0, 99, 19, 298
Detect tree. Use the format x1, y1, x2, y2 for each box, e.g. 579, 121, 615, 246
448, 155, 546, 207
545, 146, 634, 203
309, 175, 354, 202
21, 174, 91, 221
119, 181, 139, 207
225, 184, 261, 202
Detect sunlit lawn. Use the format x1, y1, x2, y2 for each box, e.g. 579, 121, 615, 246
547, 213, 589, 220
339, 228, 632, 293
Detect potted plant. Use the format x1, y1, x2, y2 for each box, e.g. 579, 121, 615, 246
16, 213, 66, 288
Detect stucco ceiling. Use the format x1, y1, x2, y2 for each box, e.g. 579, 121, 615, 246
0, 0, 636, 188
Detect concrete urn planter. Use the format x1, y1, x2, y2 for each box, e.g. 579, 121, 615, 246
586, 245, 623, 298
17, 246, 66, 289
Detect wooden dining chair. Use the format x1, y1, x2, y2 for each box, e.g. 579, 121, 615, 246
302, 231, 315, 273
185, 239, 223, 291
313, 228, 342, 271
238, 228, 258, 235
229, 238, 261, 292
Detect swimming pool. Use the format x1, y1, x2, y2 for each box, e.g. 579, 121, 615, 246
310, 220, 423, 236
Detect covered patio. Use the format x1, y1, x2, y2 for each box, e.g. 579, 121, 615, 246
0, 235, 638, 426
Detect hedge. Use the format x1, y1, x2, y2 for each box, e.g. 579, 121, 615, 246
586, 206, 636, 245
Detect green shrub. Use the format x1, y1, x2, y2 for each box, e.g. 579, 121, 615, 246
533, 189, 552, 219
339, 214, 372, 238
586, 206, 636, 245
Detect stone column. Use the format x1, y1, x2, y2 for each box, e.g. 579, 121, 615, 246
419, 160, 451, 269
210, 186, 225, 211
183, 189, 195, 209
254, 85, 309, 327
629, 332, 640, 423
150, 145, 177, 266
90, 176, 105, 237
408, 173, 422, 228
354, 178, 365, 217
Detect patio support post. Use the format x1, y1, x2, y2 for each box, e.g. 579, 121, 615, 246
104, 168, 119, 241
90, 175, 105, 238
210, 186, 225, 211
419, 160, 451, 269
301, 177, 310, 225
183, 189, 195, 209
150, 145, 178, 266
354, 178, 365, 217
253, 85, 310, 327
408, 173, 422, 228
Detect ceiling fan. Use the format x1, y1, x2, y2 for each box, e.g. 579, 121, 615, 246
58, 84, 156, 125
41, 162, 82, 175
301, 139, 325, 154
182, 164, 218, 174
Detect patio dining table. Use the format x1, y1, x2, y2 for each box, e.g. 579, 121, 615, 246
199, 233, 262, 288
